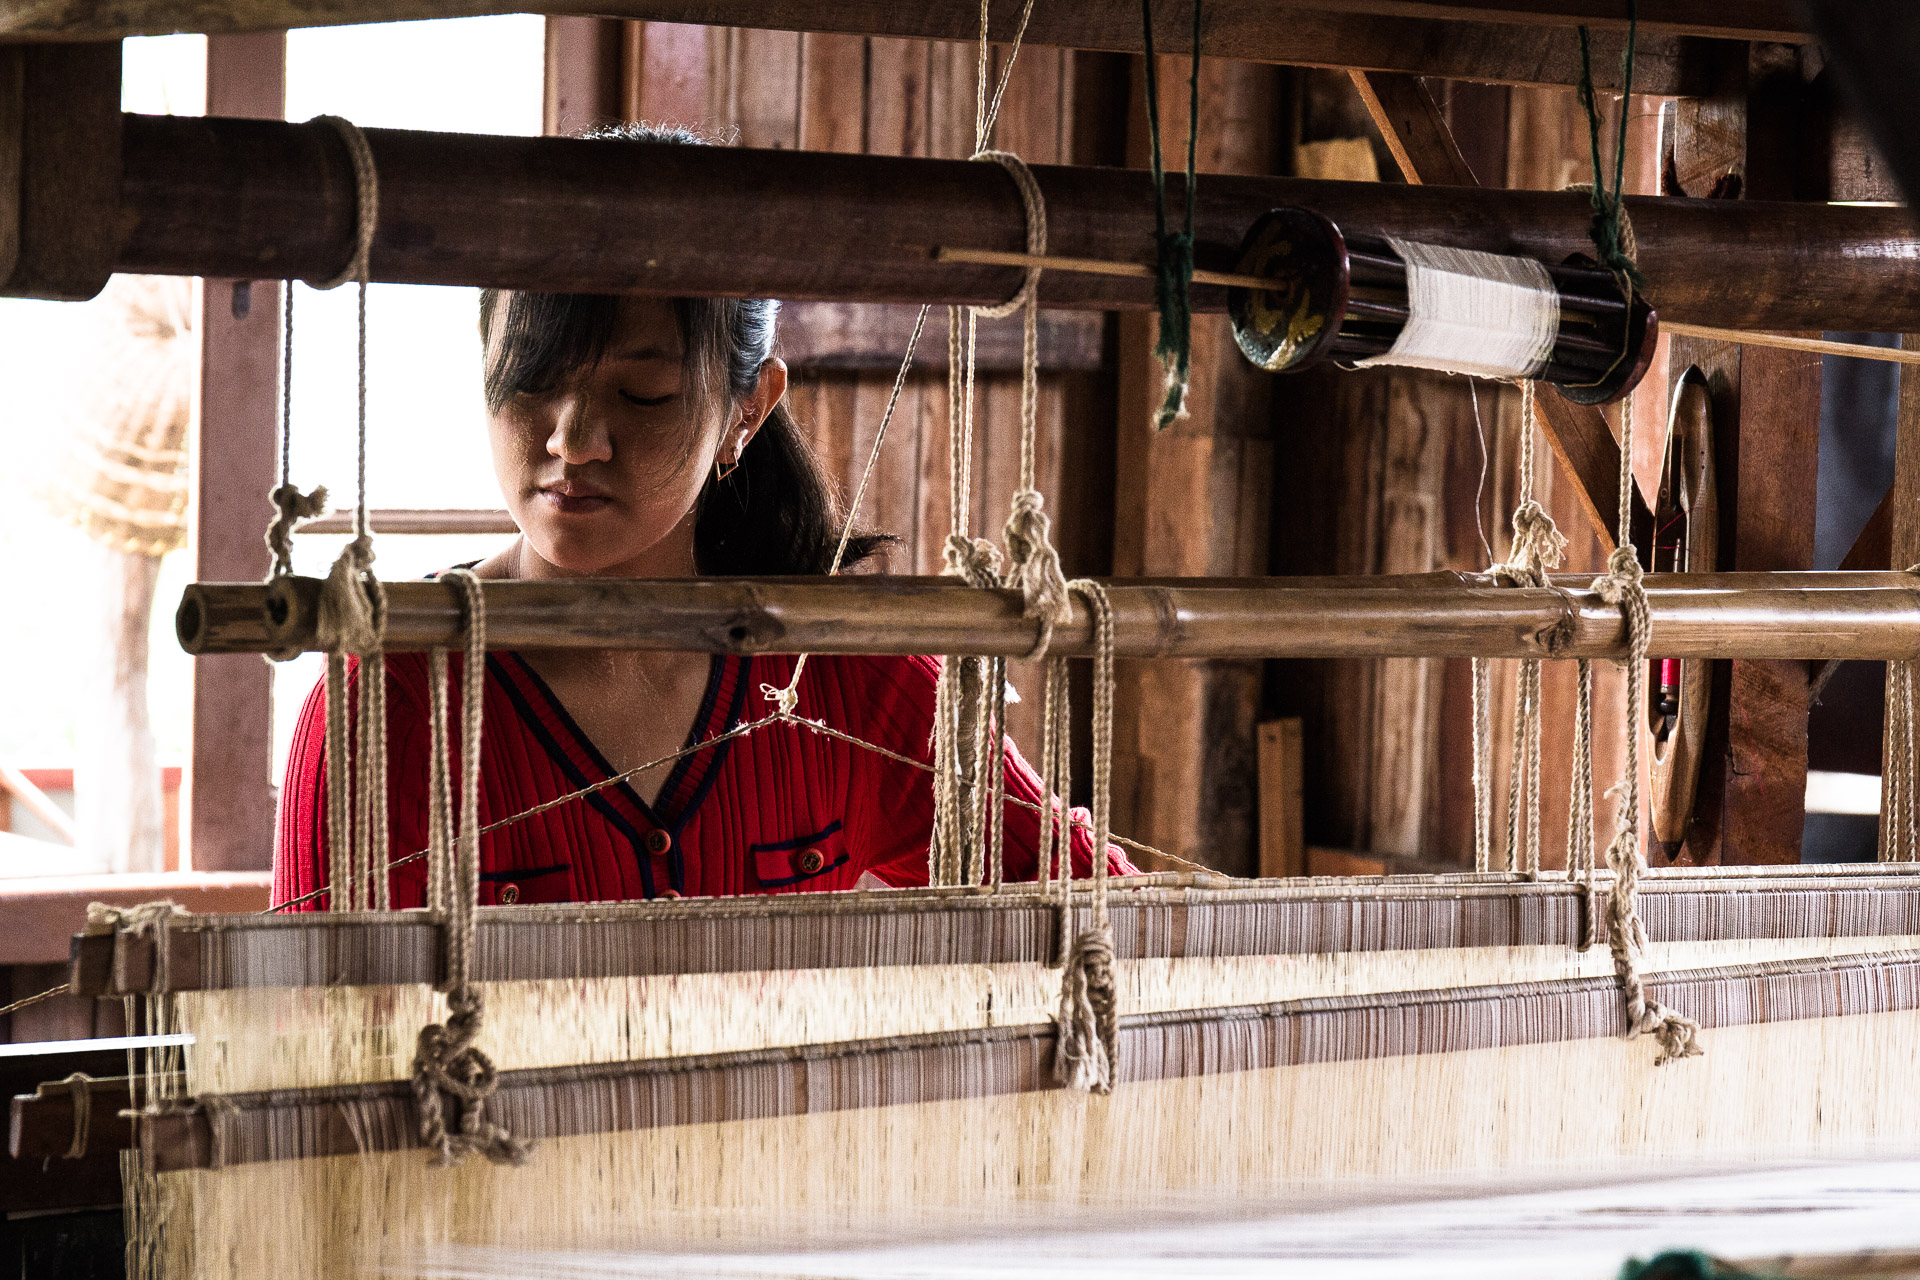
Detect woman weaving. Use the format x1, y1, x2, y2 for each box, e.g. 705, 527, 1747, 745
275, 274, 1130, 910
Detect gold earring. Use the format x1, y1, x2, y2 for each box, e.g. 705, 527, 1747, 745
715, 453, 740, 482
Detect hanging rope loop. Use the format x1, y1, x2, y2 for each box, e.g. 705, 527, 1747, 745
1053, 578, 1119, 1093
409, 569, 529, 1164
1140, 0, 1204, 430
308, 115, 380, 292
969, 150, 1047, 319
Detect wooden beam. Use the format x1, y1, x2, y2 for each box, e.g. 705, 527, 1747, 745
1839, 487, 1892, 573
100, 115, 1920, 332
1291, 1, 1807, 41
1806, 0, 1920, 205
185, 30, 283, 874
1667, 47, 1825, 868
0, 4, 1723, 97
779, 302, 1106, 372
1351, 68, 1653, 555
1348, 70, 1478, 187
0, 43, 120, 300
177, 572, 1920, 662
544, 15, 626, 135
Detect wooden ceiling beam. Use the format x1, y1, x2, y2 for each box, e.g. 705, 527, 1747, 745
93, 115, 1920, 333
1287, 1, 1807, 42
1, 2, 1729, 97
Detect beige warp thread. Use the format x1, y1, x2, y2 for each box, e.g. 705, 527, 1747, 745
1472, 380, 1568, 874
1883, 579, 1919, 863
410, 569, 530, 1167
1053, 579, 1120, 1094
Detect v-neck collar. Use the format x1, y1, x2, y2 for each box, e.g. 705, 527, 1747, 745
497, 651, 743, 835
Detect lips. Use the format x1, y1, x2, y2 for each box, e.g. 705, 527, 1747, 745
537, 479, 613, 515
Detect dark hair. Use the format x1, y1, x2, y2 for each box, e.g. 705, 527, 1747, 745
477, 124, 889, 576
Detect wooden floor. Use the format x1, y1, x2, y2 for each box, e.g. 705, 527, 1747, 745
400, 1159, 1920, 1279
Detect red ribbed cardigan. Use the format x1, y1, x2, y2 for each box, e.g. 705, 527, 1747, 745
273, 651, 1132, 910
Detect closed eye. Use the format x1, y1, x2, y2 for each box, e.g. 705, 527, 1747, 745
619, 389, 675, 408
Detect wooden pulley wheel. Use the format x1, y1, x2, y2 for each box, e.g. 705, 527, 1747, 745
1649, 366, 1718, 860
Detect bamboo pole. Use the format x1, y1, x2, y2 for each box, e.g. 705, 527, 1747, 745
177, 573, 1920, 662
109, 116, 1920, 332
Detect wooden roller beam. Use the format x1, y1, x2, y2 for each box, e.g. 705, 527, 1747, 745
178, 573, 1920, 663
100, 115, 1920, 332
0, 4, 1756, 97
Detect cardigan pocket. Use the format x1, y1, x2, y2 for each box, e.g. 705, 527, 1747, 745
751, 821, 848, 889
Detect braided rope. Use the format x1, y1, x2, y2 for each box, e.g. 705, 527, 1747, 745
409, 570, 529, 1167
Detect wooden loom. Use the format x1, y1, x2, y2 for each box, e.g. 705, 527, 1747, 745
11, 6, 1920, 1278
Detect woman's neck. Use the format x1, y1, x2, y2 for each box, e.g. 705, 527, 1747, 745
480, 514, 700, 582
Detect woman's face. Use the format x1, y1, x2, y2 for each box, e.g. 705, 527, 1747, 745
487, 297, 736, 577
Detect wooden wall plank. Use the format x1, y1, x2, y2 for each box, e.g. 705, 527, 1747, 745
186, 32, 284, 874
1109, 55, 1281, 874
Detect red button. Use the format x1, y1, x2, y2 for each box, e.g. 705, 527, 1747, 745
793, 847, 826, 875
644, 830, 671, 856
498, 884, 520, 905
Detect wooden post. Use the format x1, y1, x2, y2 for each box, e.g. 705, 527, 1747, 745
544, 16, 626, 135
1257, 718, 1304, 877
1111, 55, 1282, 876
185, 32, 284, 873
1669, 44, 1825, 866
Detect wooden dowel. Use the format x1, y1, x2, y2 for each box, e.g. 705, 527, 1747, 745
1663, 323, 1920, 366
104, 115, 1920, 331
177, 573, 1920, 663
296, 508, 519, 536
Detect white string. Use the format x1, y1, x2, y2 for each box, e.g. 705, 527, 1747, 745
1354, 241, 1559, 381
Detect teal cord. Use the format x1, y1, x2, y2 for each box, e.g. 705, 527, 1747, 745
1575, 0, 1646, 291
1141, 0, 1202, 430
1618, 1250, 1794, 1280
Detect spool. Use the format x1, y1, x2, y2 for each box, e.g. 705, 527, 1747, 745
1226, 207, 1658, 405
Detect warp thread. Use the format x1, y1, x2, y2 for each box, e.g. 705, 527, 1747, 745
1053, 579, 1119, 1093
1886, 653, 1918, 862
1139, 0, 1203, 430
1471, 380, 1567, 874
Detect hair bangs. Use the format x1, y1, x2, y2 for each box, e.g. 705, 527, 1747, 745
480, 291, 619, 411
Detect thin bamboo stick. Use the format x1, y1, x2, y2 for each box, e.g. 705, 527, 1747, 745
176, 573, 1920, 662
1663, 323, 1920, 366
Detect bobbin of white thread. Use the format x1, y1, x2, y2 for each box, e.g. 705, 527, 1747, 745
1353, 239, 1560, 381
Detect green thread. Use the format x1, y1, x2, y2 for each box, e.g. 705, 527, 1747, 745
1575, 0, 1646, 292
1142, 0, 1202, 430
1618, 1250, 1793, 1280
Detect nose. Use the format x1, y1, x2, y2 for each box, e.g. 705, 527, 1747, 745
545, 390, 613, 465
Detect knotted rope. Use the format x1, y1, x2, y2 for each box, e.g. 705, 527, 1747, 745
1139, 0, 1202, 430
1053, 578, 1119, 1093
410, 568, 529, 1167
1569, 3, 1698, 1064
1581, 391, 1700, 1062
1884, 643, 1919, 862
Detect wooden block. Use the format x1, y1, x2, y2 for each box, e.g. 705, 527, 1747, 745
1257, 719, 1304, 878
1306, 846, 1385, 878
